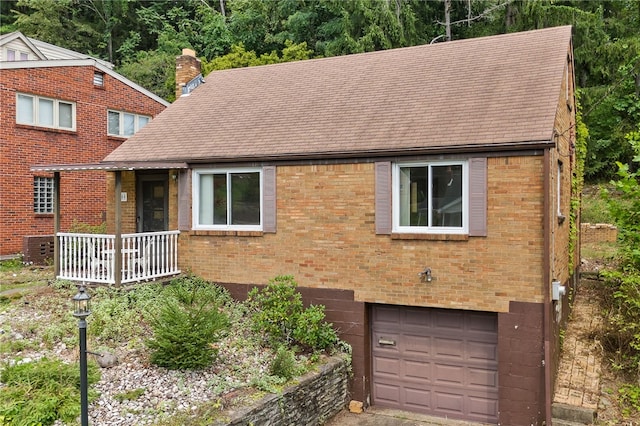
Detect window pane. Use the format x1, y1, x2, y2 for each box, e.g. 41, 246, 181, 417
38, 98, 54, 126
108, 111, 120, 135
432, 165, 462, 227
123, 113, 135, 136
138, 116, 150, 130
199, 174, 214, 225
34, 177, 53, 213
58, 102, 73, 128
17, 95, 34, 124
399, 166, 427, 226
213, 174, 227, 225
230, 172, 260, 225
20, 52, 29, 60
7, 49, 15, 61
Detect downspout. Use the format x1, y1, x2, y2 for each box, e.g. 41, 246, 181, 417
54, 172, 61, 278
114, 171, 122, 287
543, 148, 552, 425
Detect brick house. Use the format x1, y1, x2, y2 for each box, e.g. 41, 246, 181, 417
57, 26, 577, 424
0, 31, 169, 260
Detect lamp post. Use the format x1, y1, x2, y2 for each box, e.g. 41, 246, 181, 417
72, 285, 91, 426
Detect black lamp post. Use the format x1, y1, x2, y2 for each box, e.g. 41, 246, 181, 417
72, 285, 91, 426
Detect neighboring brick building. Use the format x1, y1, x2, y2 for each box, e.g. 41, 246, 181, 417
59, 27, 576, 425
0, 32, 169, 258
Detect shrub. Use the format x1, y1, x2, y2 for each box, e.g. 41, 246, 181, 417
269, 346, 299, 380
146, 276, 230, 370
0, 358, 100, 426
247, 275, 338, 352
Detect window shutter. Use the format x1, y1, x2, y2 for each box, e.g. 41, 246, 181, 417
263, 166, 277, 233
469, 157, 487, 237
177, 170, 191, 231
375, 162, 392, 235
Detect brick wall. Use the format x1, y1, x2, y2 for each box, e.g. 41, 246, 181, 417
175, 158, 546, 314
581, 223, 617, 243
0, 66, 166, 255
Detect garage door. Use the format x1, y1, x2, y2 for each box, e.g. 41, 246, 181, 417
371, 305, 498, 423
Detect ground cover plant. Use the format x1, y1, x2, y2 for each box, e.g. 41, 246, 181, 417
0, 273, 345, 425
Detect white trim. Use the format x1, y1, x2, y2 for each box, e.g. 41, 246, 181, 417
1, 59, 169, 107
192, 168, 263, 231
392, 160, 469, 234
16, 93, 76, 131
107, 109, 151, 137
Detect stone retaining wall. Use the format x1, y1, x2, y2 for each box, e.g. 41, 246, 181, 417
581, 223, 617, 244
214, 355, 349, 426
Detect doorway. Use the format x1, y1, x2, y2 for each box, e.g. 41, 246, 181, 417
137, 174, 168, 232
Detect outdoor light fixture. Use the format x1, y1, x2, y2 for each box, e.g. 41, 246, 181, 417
72, 284, 91, 426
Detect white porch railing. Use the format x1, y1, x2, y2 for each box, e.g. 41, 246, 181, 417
57, 230, 180, 285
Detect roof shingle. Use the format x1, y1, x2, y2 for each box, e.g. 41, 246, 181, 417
105, 26, 572, 163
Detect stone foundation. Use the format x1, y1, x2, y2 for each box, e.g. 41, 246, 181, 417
214, 355, 349, 426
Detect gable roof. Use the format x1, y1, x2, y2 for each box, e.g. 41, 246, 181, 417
105, 26, 573, 164
0, 32, 169, 107
0, 31, 112, 66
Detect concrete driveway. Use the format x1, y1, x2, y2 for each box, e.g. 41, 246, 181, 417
323, 407, 494, 426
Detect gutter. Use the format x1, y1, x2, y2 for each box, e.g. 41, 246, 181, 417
543, 148, 553, 425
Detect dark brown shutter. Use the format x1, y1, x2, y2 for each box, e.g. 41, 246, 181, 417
263, 166, 276, 233
469, 157, 487, 237
177, 170, 191, 231
375, 161, 392, 235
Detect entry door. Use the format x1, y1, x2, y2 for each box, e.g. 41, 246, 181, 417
137, 174, 168, 232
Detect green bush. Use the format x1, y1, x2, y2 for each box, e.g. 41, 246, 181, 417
247, 275, 338, 352
269, 346, 299, 380
146, 276, 230, 370
0, 358, 100, 426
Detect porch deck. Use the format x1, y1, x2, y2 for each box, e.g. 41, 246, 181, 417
57, 230, 180, 285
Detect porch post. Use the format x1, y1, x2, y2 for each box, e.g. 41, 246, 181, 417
114, 171, 122, 287
54, 172, 61, 277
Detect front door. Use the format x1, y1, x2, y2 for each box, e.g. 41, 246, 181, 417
137, 174, 168, 232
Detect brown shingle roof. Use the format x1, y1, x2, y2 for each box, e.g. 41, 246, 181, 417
104, 26, 572, 163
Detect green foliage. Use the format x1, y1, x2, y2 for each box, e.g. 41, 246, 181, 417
619, 384, 640, 417
598, 136, 640, 377
607, 132, 640, 269
269, 346, 299, 380
247, 275, 338, 352
569, 95, 588, 270
88, 283, 165, 344
0, 357, 100, 426
146, 276, 230, 370
0, 257, 23, 272
114, 387, 145, 402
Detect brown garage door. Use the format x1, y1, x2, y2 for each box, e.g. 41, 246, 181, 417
371, 305, 498, 423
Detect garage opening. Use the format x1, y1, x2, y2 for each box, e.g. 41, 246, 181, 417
371, 305, 498, 423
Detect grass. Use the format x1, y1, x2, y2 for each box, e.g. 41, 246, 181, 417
582, 184, 614, 224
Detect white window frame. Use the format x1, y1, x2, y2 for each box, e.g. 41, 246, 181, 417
5, 48, 29, 61
16, 93, 76, 131
107, 110, 151, 137
33, 176, 54, 214
392, 160, 469, 234
192, 167, 263, 231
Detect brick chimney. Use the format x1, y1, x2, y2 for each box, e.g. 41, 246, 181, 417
175, 48, 202, 99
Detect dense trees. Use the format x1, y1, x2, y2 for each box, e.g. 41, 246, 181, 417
2, 0, 637, 181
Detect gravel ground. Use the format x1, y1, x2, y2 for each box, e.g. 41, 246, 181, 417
0, 283, 281, 425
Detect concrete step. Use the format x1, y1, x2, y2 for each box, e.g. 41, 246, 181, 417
552, 402, 596, 425
552, 419, 592, 426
